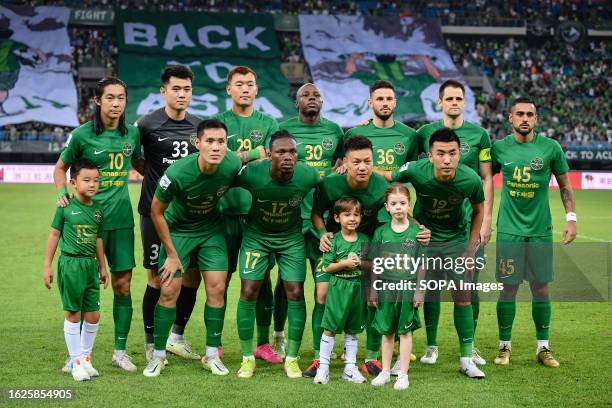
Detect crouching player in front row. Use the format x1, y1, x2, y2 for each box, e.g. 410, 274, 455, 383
370, 184, 424, 390
43, 159, 109, 381
314, 198, 370, 385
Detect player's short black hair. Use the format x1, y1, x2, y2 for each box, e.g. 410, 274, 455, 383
161, 64, 194, 84
510, 97, 537, 111
196, 119, 228, 138
370, 80, 395, 95
438, 79, 465, 99
70, 159, 99, 179
334, 197, 361, 216
428, 127, 460, 149
343, 135, 372, 154
269, 130, 296, 150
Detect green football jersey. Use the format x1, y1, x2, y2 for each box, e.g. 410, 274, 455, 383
51, 198, 104, 257
417, 120, 491, 173
344, 120, 418, 171
60, 121, 140, 230
322, 231, 370, 279
313, 172, 390, 237
372, 221, 422, 280
237, 159, 320, 236
391, 159, 484, 242
154, 152, 241, 236
492, 133, 569, 237
215, 109, 279, 215
279, 116, 344, 233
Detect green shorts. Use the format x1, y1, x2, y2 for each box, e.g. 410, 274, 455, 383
425, 241, 472, 282
57, 254, 100, 312
373, 295, 421, 335
224, 214, 245, 274
321, 276, 366, 334
496, 233, 553, 285
239, 231, 306, 282
101, 228, 135, 273
159, 231, 228, 278
306, 231, 331, 283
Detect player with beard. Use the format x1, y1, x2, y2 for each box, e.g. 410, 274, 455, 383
416, 80, 493, 367
135, 65, 204, 363
278, 83, 344, 377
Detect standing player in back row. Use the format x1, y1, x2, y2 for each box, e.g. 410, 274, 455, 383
54, 78, 142, 372
278, 83, 344, 376
215, 66, 282, 364
416, 79, 493, 366
492, 97, 576, 368
136, 65, 203, 363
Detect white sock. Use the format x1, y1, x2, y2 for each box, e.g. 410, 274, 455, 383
344, 334, 358, 367
537, 340, 549, 353
64, 320, 81, 363
319, 334, 334, 368
168, 332, 183, 341
274, 331, 284, 338
460, 357, 472, 368
499, 340, 512, 348
80, 321, 99, 357
153, 349, 166, 359
205, 346, 218, 359
243, 355, 255, 361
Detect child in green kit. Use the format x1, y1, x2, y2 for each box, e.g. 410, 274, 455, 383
370, 183, 425, 390
43, 159, 108, 381
313, 197, 370, 385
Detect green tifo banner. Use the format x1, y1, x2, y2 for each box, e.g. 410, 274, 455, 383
116, 11, 295, 123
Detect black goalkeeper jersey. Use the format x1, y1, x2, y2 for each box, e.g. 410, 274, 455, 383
136, 108, 202, 216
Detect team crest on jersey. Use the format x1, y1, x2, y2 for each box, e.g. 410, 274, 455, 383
217, 185, 229, 197
189, 133, 197, 147
448, 195, 463, 205
322, 138, 334, 151
250, 130, 264, 143
530, 157, 544, 171
394, 142, 406, 154
289, 196, 302, 207
460, 142, 470, 155
122, 142, 133, 157
94, 210, 102, 223
403, 238, 417, 250
159, 174, 171, 190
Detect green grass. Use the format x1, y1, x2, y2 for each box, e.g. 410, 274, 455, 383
0, 185, 610, 407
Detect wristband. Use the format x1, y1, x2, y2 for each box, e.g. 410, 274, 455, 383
566, 212, 577, 222
247, 148, 260, 161
317, 227, 327, 239
57, 187, 68, 199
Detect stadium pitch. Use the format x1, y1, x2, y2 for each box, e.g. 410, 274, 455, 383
0, 184, 610, 407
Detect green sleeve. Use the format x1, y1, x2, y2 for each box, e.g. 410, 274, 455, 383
416, 126, 427, 155
154, 171, 177, 204
312, 179, 331, 214
490, 143, 501, 174
59, 132, 82, 165
406, 129, 419, 162
132, 128, 142, 160
333, 124, 345, 161
321, 237, 336, 269
263, 119, 280, 149
391, 162, 414, 183
236, 162, 252, 188
551, 142, 570, 176
469, 176, 485, 204
50, 207, 64, 231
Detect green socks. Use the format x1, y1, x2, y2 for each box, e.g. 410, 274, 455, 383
153, 304, 176, 351
365, 306, 381, 360
286, 299, 306, 358
113, 294, 132, 350
256, 279, 273, 346
532, 297, 551, 340
205, 304, 225, 348
424, 301, 441, 347
312, 302, 325, 358
497, 300, 516, 341
237, 299, 256, 356
453, 304, 474, 358
471, 290, 480, 335
273, 283, 288, 332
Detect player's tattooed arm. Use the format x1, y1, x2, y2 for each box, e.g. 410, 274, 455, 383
555, 173, 577, 244
151, 197, 183, 284
131, 156, 145, 175
53, 158, 72, 207
43, 228, 61, 289
479, 162, 494, 245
